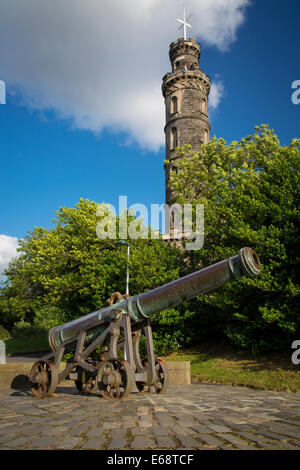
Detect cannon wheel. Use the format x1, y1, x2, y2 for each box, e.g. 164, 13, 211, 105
97, 358, 134, 399
29, 360, 59, 398
136, 358, 169, 394
75, 367, 98, 394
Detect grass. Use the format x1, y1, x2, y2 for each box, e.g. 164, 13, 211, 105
161, 341, 300, 393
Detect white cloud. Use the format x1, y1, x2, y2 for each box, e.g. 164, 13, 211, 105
209, 80, 226, 111
0, 0, 250, 151
0, 235, 19, 277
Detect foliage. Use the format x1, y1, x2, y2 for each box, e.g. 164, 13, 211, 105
0, 325, 11, 340
11, 319, 45, 339
33, 305, 66, 331
0, 200, 182, 352
168, 125, 300, 352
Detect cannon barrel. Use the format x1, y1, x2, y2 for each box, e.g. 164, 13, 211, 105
49, 247, 261, 351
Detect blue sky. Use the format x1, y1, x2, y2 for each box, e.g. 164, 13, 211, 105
0, 0, 299, 273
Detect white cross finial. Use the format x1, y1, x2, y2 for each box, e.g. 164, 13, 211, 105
176, 6, 192, 41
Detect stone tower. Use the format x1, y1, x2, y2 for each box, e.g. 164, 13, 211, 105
162, 37, 211, 205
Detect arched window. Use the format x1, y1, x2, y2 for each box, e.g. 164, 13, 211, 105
203, 130, 208, 145
175, 61, 180, 69
171, 96, 178, 114
201, 98, 206, 114
171, 127, 178, 149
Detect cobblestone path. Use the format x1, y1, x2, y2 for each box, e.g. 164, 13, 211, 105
0, 383, 299, 450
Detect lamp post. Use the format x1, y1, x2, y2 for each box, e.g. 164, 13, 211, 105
117, 240, 130, 362
117, 240, 130, 295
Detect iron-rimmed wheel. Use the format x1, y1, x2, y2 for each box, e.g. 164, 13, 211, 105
136, 358, 169, 394
153, 359, 169, 393
29, 360, 59, 398
97, 358, 134, 399
75, 367, 98, 393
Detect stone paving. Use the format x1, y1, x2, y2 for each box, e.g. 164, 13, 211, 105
0, 383, 299, 450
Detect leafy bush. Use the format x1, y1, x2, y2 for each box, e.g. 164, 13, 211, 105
170, 125, 300, 352
34, 305, 66, 331
0, 325, 11, 340
11, 319, 46, 339
0, 199, 182, 353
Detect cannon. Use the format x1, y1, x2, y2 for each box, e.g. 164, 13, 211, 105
29, 247, 261, 399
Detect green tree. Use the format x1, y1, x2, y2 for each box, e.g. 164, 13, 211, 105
168, 125, 300, 352
0, 199, 181, 345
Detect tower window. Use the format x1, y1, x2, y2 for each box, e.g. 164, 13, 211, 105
201, 99, 206, 114
171, 127, 178, 149
203, 130, 208, 145
175, 61, 180, 69
171, 96, 178, 114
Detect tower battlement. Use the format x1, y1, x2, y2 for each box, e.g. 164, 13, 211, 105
162, 69, 210, 98
169, 37, 201, 73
